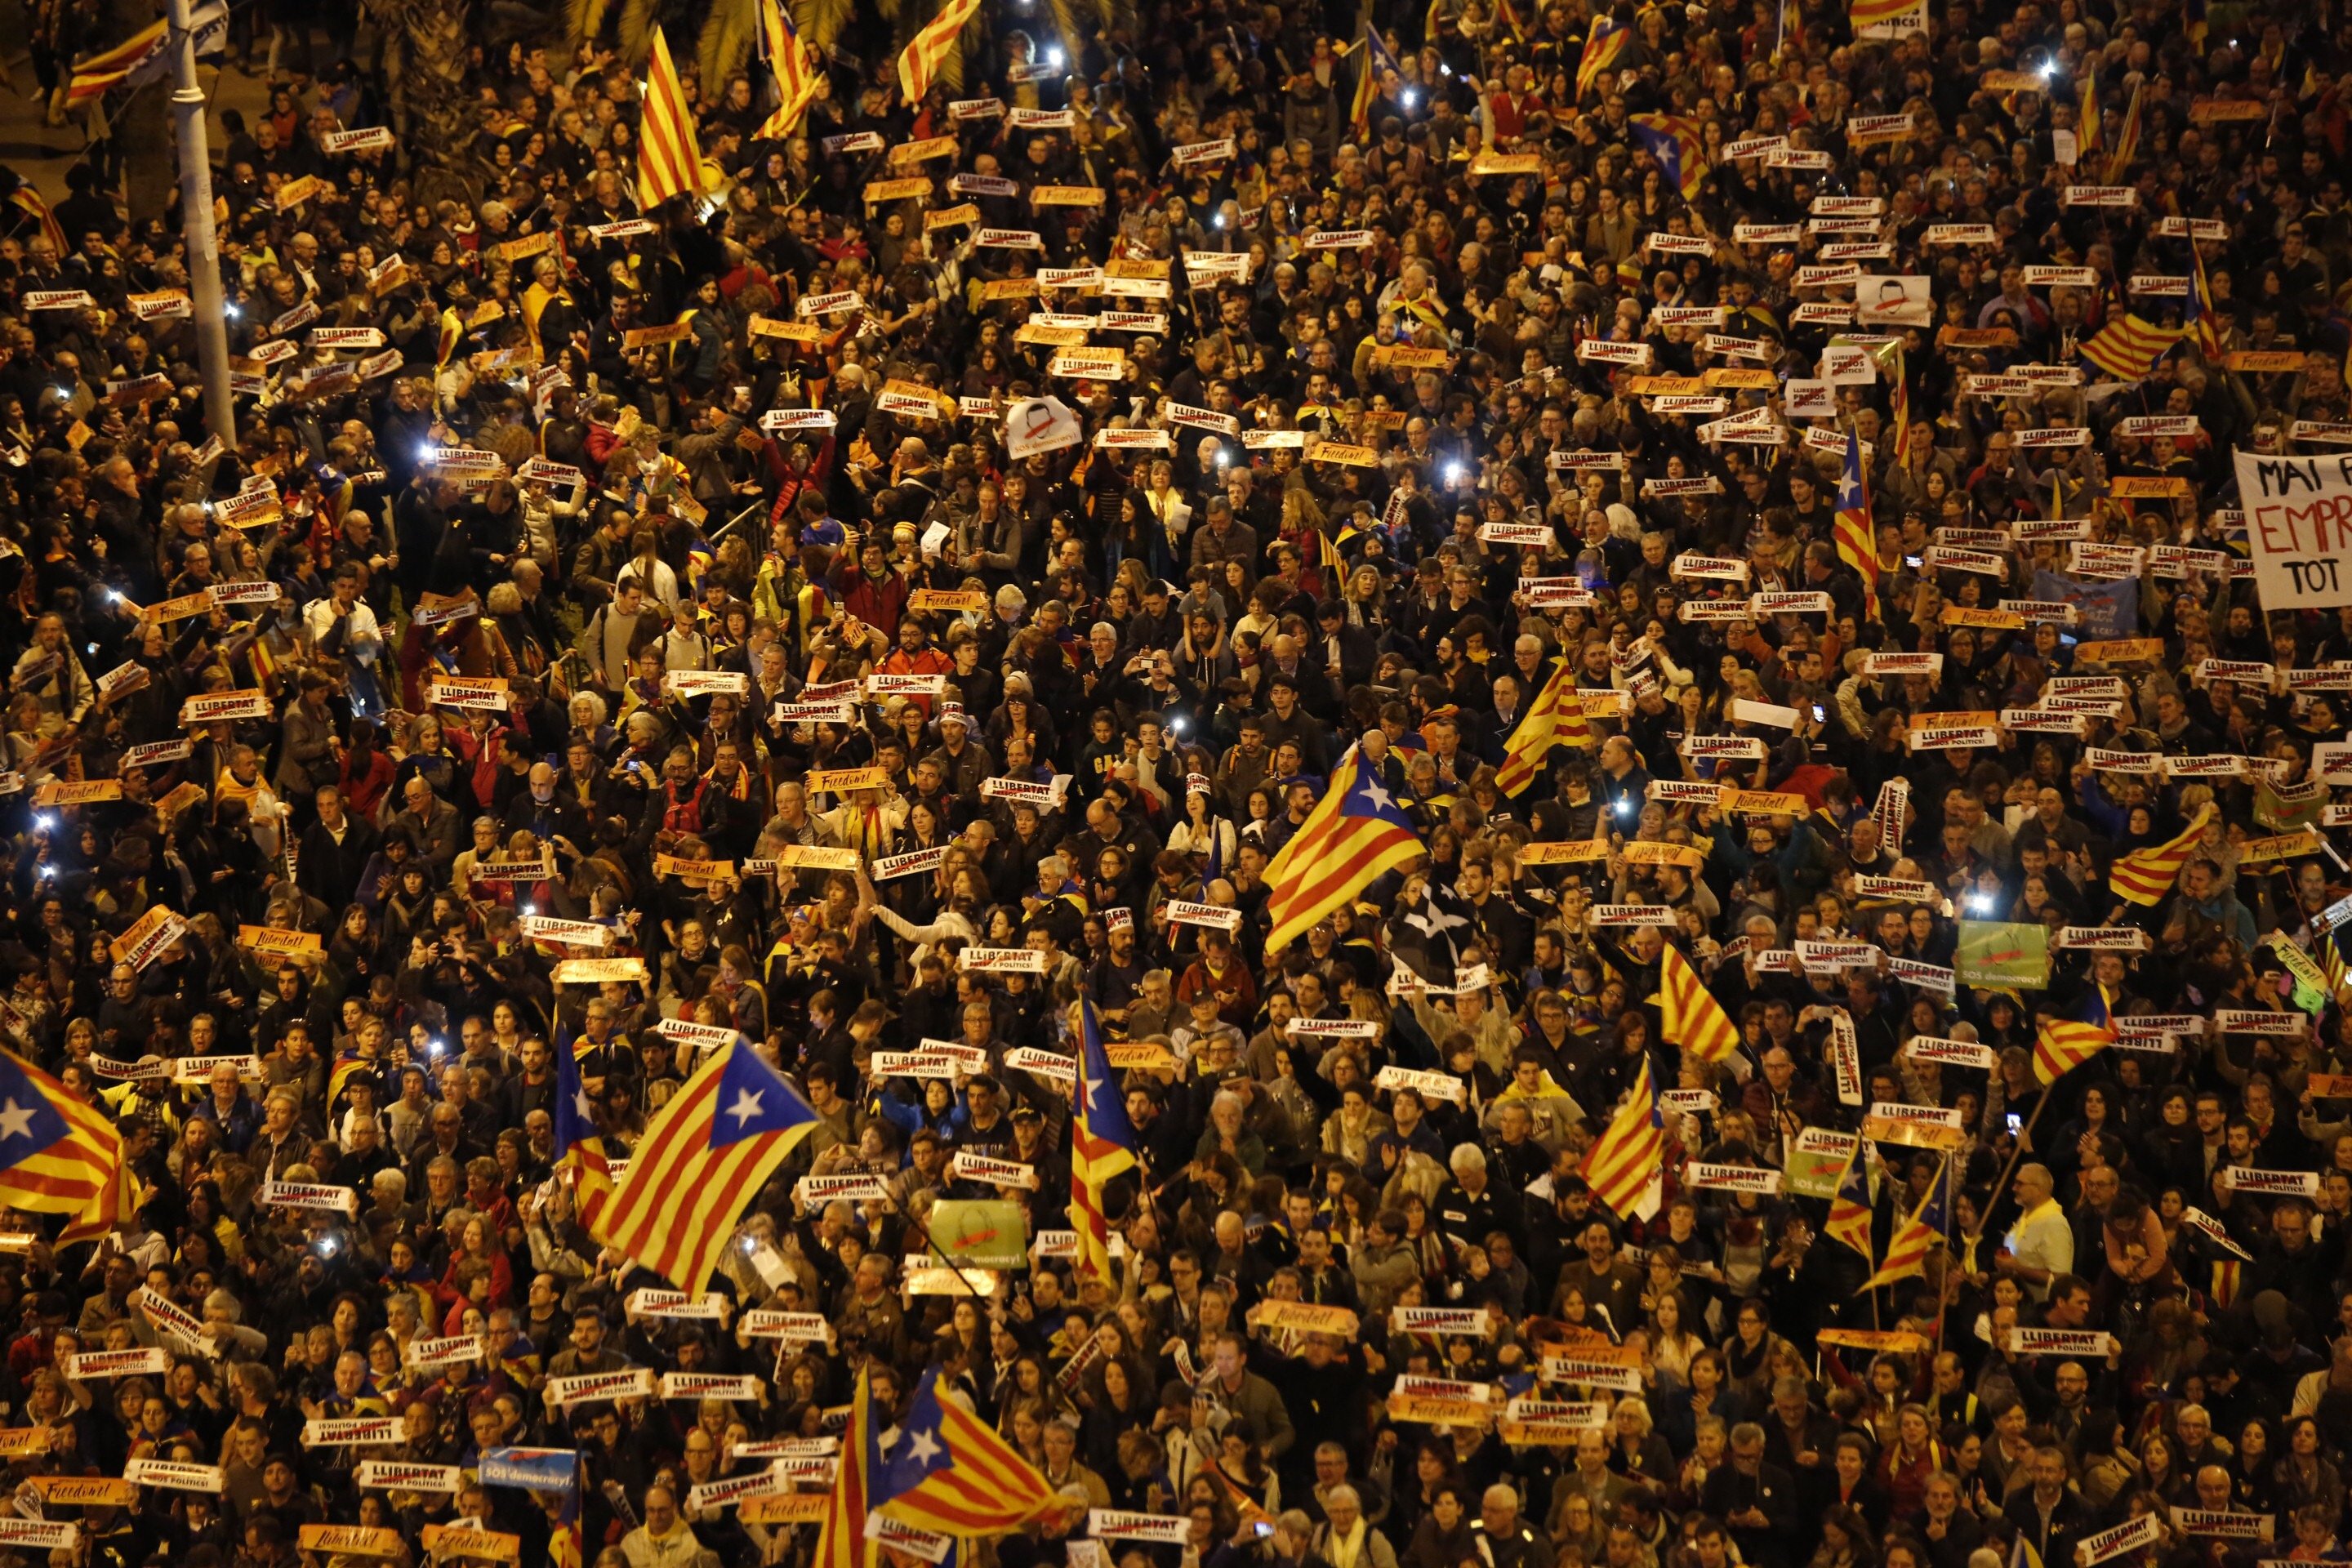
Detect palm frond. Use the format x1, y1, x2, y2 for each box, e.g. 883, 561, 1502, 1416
565, 0, 612, 45
697, 0, 758, 87
791, 0, 852, 51
618, 0, 658, 62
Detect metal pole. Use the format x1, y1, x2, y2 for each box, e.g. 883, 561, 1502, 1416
164, 0, 235, 447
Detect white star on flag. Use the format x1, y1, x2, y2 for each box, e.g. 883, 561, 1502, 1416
725, 1088, 765, 1126
0, 1098, 33, 1142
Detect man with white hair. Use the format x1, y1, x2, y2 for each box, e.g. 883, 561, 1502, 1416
1432, 1143, 1523, 1255
1471, 1484, 1552, 1568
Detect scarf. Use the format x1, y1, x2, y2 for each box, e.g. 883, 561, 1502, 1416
1326, 1518, 1370, 1568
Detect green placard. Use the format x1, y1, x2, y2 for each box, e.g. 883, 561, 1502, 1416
926, 1200, 1030, 1269
1955, 921, 2050, 989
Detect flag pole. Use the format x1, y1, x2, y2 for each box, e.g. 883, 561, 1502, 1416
164, 0, 234, 445
1968, 1089, 2053, 1243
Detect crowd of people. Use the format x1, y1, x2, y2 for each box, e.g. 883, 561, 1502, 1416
0, 2, 2350, 1568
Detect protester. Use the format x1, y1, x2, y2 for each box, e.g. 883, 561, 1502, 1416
0, 5, 2347, 1568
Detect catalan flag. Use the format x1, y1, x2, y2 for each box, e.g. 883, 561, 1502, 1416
873, 1366, 1056, 1533
0, 1048, 126, 1244
2189, 243, 2223, 361
1071, 999, 1137, 1281
2103, 80, 2142, 183
592, 1039, 819, 1289
1347, 24, 1403, 137
551, 1013, 613, 1233
1661, 942, 1742, 1066
1580, 1056, 1664, 1220
1495, 659, 1588, 796
757, 0, 818, 140
1861, 1156, 1949, 1290
2080, 312, 2183, 379
2108, 802, 2215, 906
65, 17, 166, 107
813, 1365, 878, 1568
1833, 426, 1880, 623
1827, 1147, 1874, 1261
2076, 69, 2099, 158
637, 28, 707, 209
9, 185, 66, 260
1577, 16, 1630, 98
898, 0, 982, 105
2033, 1017, 2114, 1085
1263, 746, 1430, 951
1848, 0, 1918, 35
1629, 113, 1708, 198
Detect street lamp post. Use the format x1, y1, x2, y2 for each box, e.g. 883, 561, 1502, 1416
163, 0, 235, 446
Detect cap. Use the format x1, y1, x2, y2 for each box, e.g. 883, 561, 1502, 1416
938, 704, 969, 728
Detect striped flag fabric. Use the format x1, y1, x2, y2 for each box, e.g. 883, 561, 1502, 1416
2189, 243, 2223, 361
2210, 1258, 2240, 1307
2109, 803, 2215, 906
1661, 943, 1741, 1065
65, 18, 165, 106
0, 1048, 126, 1243
872, 1366, 1056, 1532
1347, 24, 1404, 136
1849, 0, 1919, 33
637, 28, 707, 208
2033, 1017, 2115, 1086
898, 0, 982, 105
813, 1364, 876, 1568
2103, 81, 2142, 182
757, 0, 818, 140
1071, 1000, 1138, 1281
591, 1039, 819, 1289
1629, 114, 1708, 198
1495, 659, 1588, 796
551, 1013, 613, 1232
1579, 1055, 1664, 1220
1833, 426, 1881, 623
2077, 69, 2099, 158
1576, 16, 1629, 97
1861, 1156, 1949, 1289
2080, 312, 2183, 379
1263, 747, 1429, 951
9, 185, 66, 260
1826, 1148, 1874, 1261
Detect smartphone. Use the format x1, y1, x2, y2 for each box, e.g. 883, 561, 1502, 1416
2006, 1113, 2023, 1134
1812, 705, 1825, 722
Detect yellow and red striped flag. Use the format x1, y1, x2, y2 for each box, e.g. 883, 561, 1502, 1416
10, 185, 66, 260
2108, 802, 2215, 906
1579, 1055, 1664, 1220
898, 0, 982, 105
1495, 659, 1588, 797
2077, 69, 2100, 158
873, 1367, 1056, 1533
2033, 1018, 2114, 1085
2104, 80, 2142, 182
0, 1048, 125, 1243
1576, 16, 1629, 98
2080, 312, 2184, 379
65, 18, 165, 107
1833, 426, 1880, 622
637, 28, 708, 208
1263, 747, 1428, 952
1662, 942, 1742, 1065
1071, 1000, 1138, 1281
1862, 1158, 1949, 1290
757, 0, 817, 140
813, 1365, 876, 1568
2189, 243, 2224, 361
592, 1040, 821, 1288
1827, 1148, 1874, 1261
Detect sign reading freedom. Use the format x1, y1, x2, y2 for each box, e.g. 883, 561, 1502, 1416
2233, 450, 2352, 610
